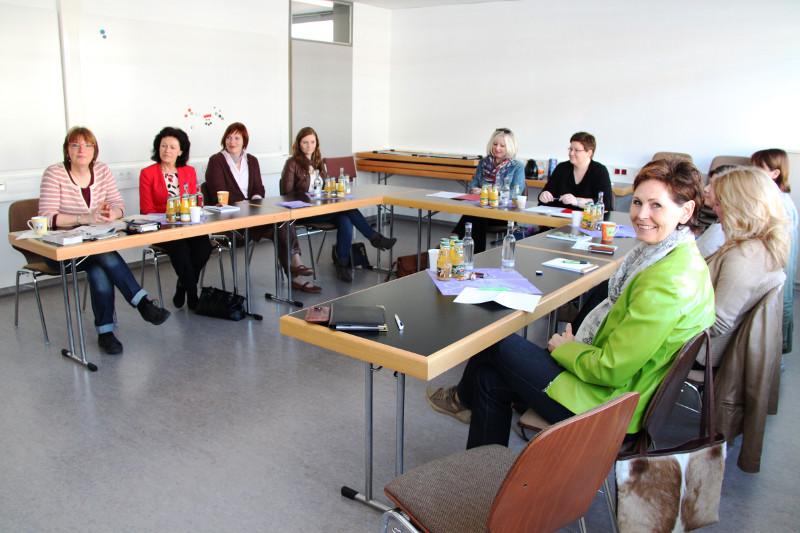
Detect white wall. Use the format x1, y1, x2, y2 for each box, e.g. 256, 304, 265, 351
352, 3, 391, 152
291, 39, 353, 158
383, 0, 800, 172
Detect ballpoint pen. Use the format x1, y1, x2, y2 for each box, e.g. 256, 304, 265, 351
394, 314, 404, 331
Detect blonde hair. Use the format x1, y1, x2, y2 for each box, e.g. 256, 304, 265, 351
486, 129, 518, 159
712, 166, 790, 269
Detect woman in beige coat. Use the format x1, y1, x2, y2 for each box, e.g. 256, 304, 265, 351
700, 166, 790, 367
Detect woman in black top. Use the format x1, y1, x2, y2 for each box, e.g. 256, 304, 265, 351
538, 132, 612, 210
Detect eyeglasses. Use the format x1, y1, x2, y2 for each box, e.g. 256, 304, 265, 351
568, 147, 586, 153
495, 128, 512, 134
69, 143, 95, 150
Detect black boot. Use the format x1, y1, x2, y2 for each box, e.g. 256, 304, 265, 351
173, 281, 186, 309
335, 257, 353, 282
369, 232, 397, 251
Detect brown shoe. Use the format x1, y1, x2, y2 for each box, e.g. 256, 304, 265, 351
290, 264, 314, 276
291, 280, 322, 293
426, 386, 471, 424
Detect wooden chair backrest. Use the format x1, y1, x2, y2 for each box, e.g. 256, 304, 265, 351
487, 392, 639, 533
652, 151, 693, 163
323, 156, 357, 180
9, 198, 47, 264
708, 155, 749, 173
641, 330, 709, 444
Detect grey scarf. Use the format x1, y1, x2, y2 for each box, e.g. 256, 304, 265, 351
575, 227, 695, 344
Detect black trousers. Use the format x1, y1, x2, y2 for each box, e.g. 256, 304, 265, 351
158, 236, 213, 295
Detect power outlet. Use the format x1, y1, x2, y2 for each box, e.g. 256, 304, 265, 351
0, 181, 6, 191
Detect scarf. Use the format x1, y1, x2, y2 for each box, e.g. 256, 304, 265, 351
482, 156, 512, 185
575, 226, 695, 344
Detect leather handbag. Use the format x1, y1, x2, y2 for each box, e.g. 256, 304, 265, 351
386, 253, 428, 281
615, 344, 725, 533
194, 286, 262, 321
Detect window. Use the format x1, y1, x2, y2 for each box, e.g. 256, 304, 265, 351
291, 1, 352, 45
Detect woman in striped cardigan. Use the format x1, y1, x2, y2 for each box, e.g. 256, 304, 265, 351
38, 126, 171, 355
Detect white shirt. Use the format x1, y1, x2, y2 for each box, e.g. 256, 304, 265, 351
222, 150, 251, 198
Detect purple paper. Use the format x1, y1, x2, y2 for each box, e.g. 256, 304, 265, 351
426, 268, 542, 296
278, 200, 314, 209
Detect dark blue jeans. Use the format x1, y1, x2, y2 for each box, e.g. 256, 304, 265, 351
47, 252, 146, 334
458, 333, 575, 449
304, 209, 375, 259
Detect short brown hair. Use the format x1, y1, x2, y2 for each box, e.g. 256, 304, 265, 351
62, 126, 98, 168
751, 148, 790, 193
570, 131, 596, 155
633, 158, 704, 232
220, 122, 249, 150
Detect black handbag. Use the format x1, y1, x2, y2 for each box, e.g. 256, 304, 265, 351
194, 286, 262, 321
350, 242, 372, 269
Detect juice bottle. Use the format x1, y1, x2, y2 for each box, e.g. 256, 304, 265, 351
490, 185, 499, 208
437, 239, 452, 281
480, 185, 489, 206
452, 240, 465, 279
337, 177, 345, 198
180, 184, 191, 222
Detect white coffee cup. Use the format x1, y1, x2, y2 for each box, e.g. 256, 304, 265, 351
27, 216, 47, 235
428, 249, 439, 270
516, 195, 527, 209
571, 210, 583, 226
189, 206, 203, 223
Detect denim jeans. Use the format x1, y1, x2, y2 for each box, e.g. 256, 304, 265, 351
304, 209, 375, 259
458, 333, 574, 449
47, 252, 146, 334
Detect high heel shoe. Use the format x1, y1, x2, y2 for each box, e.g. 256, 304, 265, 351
369, 232, 397, 251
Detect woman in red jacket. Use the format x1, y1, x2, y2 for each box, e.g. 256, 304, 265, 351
139, 127, 212, 310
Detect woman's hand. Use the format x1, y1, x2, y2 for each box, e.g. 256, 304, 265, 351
471, 187, 482, 194
559, 194, 580, 207
539, 191, 554, 203
548, 323, 575, 352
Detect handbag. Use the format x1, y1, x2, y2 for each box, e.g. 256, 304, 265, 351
194, 286, 262, 321
385, 253, 428, 281
615, 342, 726, 533
350, 242, 372, 269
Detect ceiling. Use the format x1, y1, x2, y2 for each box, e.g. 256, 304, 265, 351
354, 0, 513, 10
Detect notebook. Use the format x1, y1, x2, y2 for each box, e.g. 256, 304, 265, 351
328, 303, 388, 332
542, 258, 599, 274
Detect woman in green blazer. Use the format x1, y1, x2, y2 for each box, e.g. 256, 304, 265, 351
427, 158, 716, 448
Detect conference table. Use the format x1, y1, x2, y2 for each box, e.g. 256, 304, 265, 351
8, 184, 429, 370
279, 213, 638, 511
10, 203, 291, 371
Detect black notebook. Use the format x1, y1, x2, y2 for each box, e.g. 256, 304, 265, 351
328, 303, 388, 332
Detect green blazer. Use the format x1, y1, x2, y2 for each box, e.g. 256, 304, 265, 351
547, 242, 715, 433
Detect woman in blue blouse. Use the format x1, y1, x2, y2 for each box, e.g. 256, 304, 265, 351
452, 128, 525, 253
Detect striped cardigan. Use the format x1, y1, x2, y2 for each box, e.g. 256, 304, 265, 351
38, 162, 126, 228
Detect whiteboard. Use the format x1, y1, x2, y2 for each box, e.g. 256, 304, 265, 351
0, 1, 66, 171
0, 0, 289, 172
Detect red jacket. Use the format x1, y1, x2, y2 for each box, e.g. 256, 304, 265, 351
139, 163, 197, 214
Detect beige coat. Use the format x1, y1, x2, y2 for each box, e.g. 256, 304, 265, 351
703, 240, 785, 367
714, 284, 783, 473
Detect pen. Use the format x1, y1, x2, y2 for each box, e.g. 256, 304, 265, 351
394, 314, 404, 331
564, 260, 589, 264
